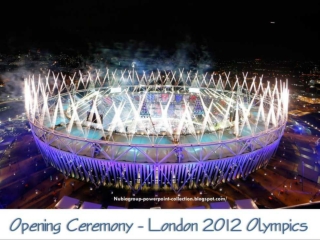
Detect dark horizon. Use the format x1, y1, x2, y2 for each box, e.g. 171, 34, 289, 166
1, 1, 320, 61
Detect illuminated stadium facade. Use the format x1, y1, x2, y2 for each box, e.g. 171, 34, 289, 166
25, 69, 288, 193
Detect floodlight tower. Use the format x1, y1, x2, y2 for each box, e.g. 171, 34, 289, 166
132, 62, 136, 82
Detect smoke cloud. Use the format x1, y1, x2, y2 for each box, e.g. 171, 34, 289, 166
0, 37, 215, 102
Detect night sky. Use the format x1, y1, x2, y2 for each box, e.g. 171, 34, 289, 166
1, 0, 320, 60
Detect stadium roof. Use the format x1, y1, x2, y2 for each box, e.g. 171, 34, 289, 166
54, 196, 79, 209
79, 201, 102, 209
234, 199, 258, 209
209, 201, 231, 209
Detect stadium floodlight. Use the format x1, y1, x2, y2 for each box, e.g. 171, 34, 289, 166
110, 87, 121, 93
189, 88, 200, 93
25, 69, 288, 193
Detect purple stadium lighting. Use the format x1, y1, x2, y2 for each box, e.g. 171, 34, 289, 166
25, 69, 288, 193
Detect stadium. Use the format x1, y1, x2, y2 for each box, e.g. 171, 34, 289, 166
25, 69, 288, 193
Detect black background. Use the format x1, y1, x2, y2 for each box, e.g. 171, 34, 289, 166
1, 0, 320, 60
